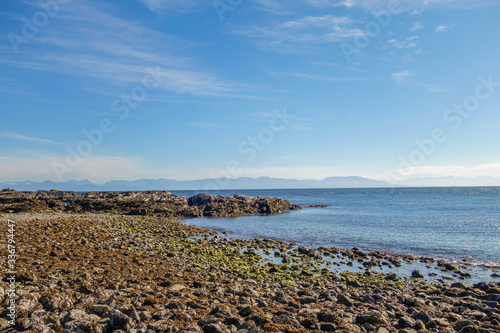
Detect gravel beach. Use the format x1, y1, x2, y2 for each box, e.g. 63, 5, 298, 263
1, 211, 499, 333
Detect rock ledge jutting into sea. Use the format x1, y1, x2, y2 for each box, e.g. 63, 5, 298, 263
0, 189, 302, 218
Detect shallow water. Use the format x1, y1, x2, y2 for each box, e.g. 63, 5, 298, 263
177, 187, 500, 274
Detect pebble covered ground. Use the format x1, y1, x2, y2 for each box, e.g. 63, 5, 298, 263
0, 212, 499, 333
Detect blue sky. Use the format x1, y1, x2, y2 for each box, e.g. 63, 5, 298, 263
1, 0, 500, 183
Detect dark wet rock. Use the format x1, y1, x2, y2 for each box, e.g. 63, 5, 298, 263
317, 312, 336, 323
110, 309, 136, 331
461, 325, 479, 333
451, 282, 469, 289
411, 270, 424, 279
224, 317, 243, 328
455, 320, 475, 330
198, 315, 218, 326
298, 296, 316, 304
249, 314, 270, 326
319, 322, 336, 331
238, 305, 253, 317
444, 263, 459, 271
202, 323, 224, 333
272, 290, 290, 304
398, 315, 417, 328
414, 310, 431, 323
338, 294, 354, 306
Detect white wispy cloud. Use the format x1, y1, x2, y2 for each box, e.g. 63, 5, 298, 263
268, 71, 364, 82
391, 70, 416, 84
3, 1, 255, 98
309, 61, 340, 67
251, 0, 296, 15
435, 24, 456, 32
331, 0, 500, 13
411, 21, 423, 31
388, 36, 419, 49
232, 15, 364, 52
138, 0, 199, 13
0, 132, 63, 145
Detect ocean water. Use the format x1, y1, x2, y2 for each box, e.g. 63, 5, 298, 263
175, 187, 500, 267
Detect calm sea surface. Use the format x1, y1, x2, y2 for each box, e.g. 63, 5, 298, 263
175, 187, 500, 267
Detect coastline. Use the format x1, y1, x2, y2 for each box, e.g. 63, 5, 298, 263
1, 211, 499, 332
184, 215, 500, 286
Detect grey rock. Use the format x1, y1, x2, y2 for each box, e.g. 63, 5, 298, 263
203, 324, 223, 333
238, 306, 253, 317
88, 304, 111, 318
398, 315, 416, 328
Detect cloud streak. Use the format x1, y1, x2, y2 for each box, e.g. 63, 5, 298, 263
232, 15, 364, 52
268, 71, 364, 82
0, 132, 63, 145
388, 36, 419, 49
391, 70, 416, 84
139, 0, 199, 13
331, 0, 500, 12
435, 24, 456, 32
3, 1, 254, 98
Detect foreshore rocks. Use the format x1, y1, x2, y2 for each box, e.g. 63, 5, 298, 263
0, 189, 301, 218
1, 213, 499, 333
2, 190, 500, 332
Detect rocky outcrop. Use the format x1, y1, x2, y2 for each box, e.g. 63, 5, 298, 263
188, 193, 301, 217
0, 189, 301, 218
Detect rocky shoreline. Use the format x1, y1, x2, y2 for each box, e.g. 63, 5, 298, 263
1, 210, 499, 333
0, 190, 301, 218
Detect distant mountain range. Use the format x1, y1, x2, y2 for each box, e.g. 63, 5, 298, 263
0, 176, 392, 191
1, 176, 499, 192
